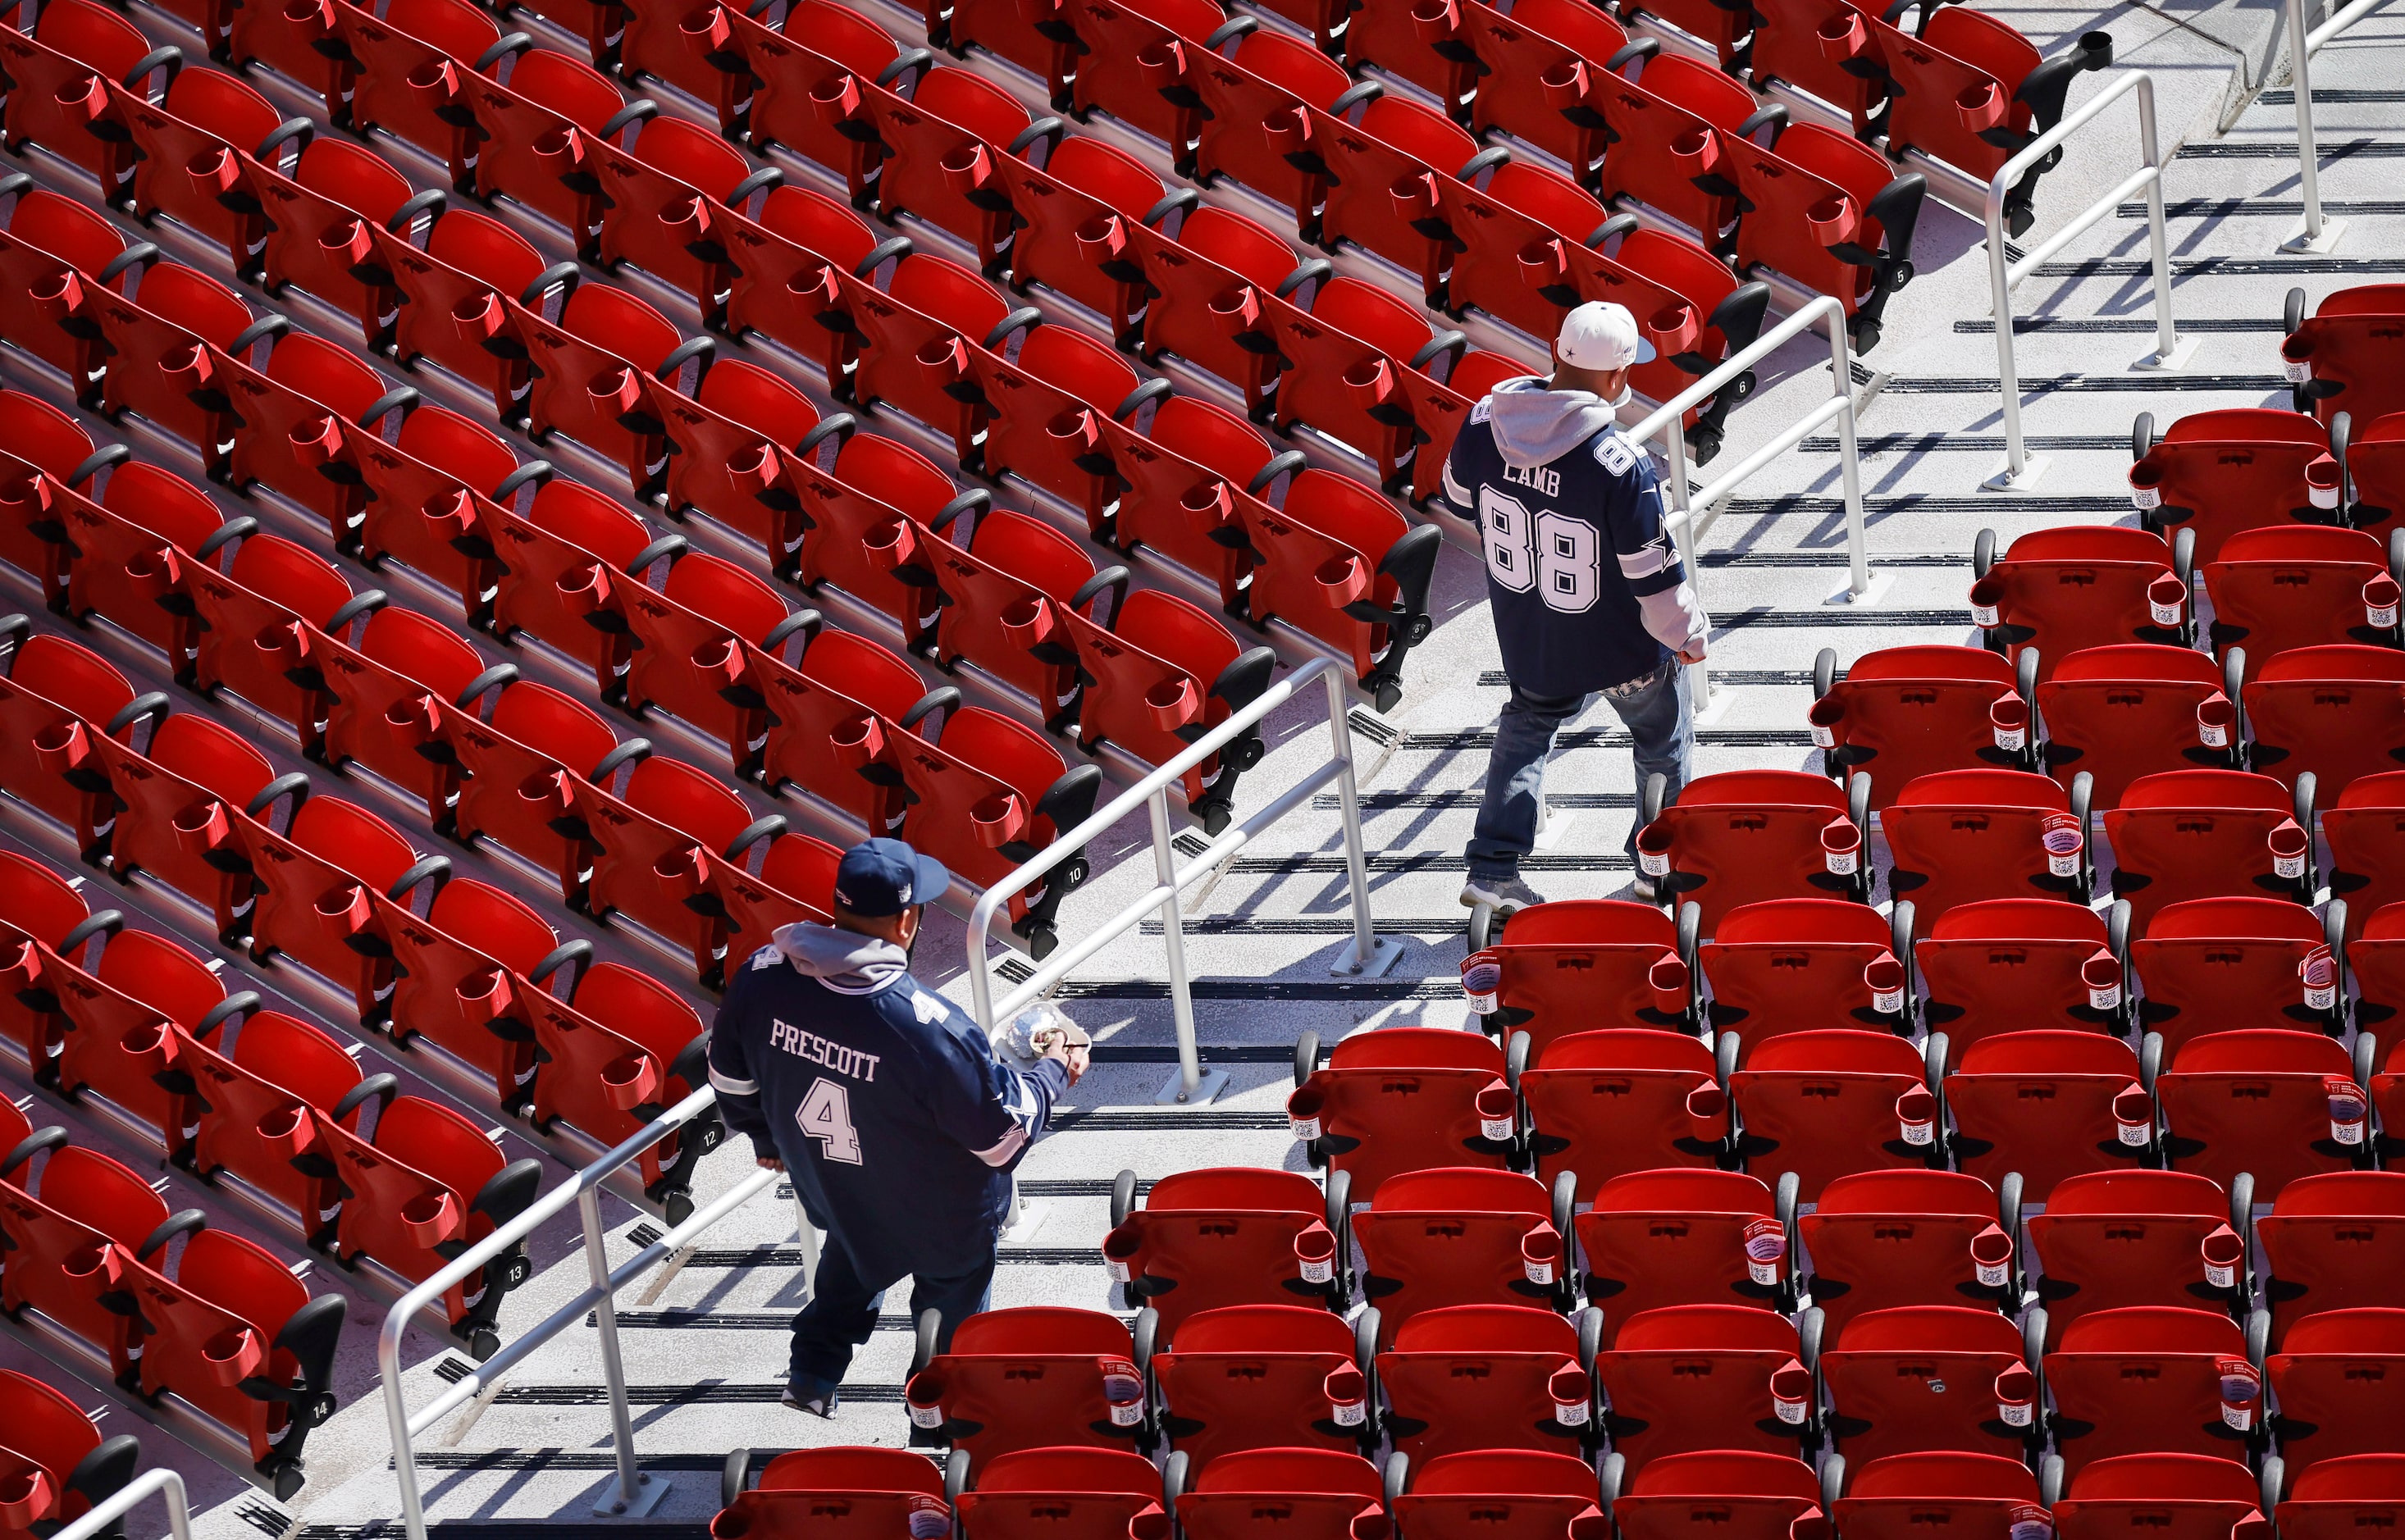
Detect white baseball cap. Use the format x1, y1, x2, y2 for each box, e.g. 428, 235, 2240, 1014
1556, 301, 1656, 371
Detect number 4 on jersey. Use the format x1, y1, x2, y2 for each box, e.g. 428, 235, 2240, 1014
796, 1077, 863, 1164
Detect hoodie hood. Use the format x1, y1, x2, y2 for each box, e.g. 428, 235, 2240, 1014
1485, 376, 1623, 470
770, 923, 911, 991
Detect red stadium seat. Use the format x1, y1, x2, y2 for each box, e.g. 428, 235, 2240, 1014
2347, 408, 2405, 542
2366, 1035, 2405, 1169
1395, 1448, 1611, 1540
905, 1307, 1149, 1462
0, 623, 150, 852
1173, 1448, 1385, 1540
2283, 285, 2405, 430
1184, 21, 1353, 216
0, 1141, 171, 1368
464, 43, 647, 239
830, 252, 1023, 466
313, 602, 513, 817
961, 324, 1166, 531
563, 752, 768, 977
702, 827, 841, 969
1107, 1169, 1347, 1342
52, 928, 259, 1156
85, 709, 304, 932
2326, 775, 2405, 945
1700, 899, 1910, 1049
1127, 207, 1309, 419
1972, 526, 2193, 679
1944, 1030, 2153, 1198
2024, 1170, 2248, 1348
1798, 1169, 2019, 1341
1729, 1028, 1937, 1202
856, 68, 1059, 274
231, 795, 449, 1016
1590, 48, 1755, 242
1352, 1168, 1567, 1346
1634, 769, 1868, 934
717, 1446, 952, 1540
504, 960, 713, 1205
616, 0, 748, 130
2274, 1454, 2405, 1540
2243, 645, 2405, 797
375, 877, 576, 1105
616, 547, 795, 759
1611, 1452, 1826, 1540
1721, 116, 1924, 351
0, 181, 147, 385
1747, 0, 1884, 130
512, 280, 706, 481
1809, 646, 2033, 812
1150, 1304, 1365, 1469
0, 850, 117, 1066
2040, 1307, 2262, 1482
237, 133, 425, 335
0, 1368, 139, 1540
376, 206, 550, 411
589, 116, 780, 321
2034, 645, 2236, 809
2257, 1173, 2405, 1347
1882, 768, 2088, 935
1522, 1028, 1729, 1196
725, 0, 932, 204
1819, 1306, 2034, 1468
988, 136, 1190, 341
329, 0, 502, 185
1093, 393, 1279, 601
115, 65, 278, 249
0, 0, 171, 180
1914, 898, 2128, 1064
735, 620, 947, 835
1306, 91, 1477, 303
1287, 1027, 1514, 1201
2105, 770, 2315, 933
352, 406, 524, 619
1830, 1451, 2043, 1540
1575, 1169, 1783, 1329
2261, 1309, 2405, 1478
210, 331, 418, 544
442, 680, 632, 899
955, 1447, 1168, 1540
1595, 1307, 1815, 1476
84, 263, 267, 450
1377, 1304, 1595, 1464
0, 390, 123, 590
1460, 0, 1630, 171
650, 362, 842, 574
1252, 276, 1455, 490
1232, 468, 1440, 713
787, 431, 965, 644
2128, 408, 2334, 566
481, 478, 671, 699
48, 465, 246, 670
1061, 0, 1221, 149
1465, 900, 1692, 1060
717, 185, 892, 375
2156, 1027, 2371, 1200
2131, 896, 2341, 1056
2052, 1454, 2264, 1540
892, 707, 1101, 957
2202, 526, 2398, 684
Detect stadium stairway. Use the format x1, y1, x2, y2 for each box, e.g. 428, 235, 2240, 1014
1, 0, 2401, 1530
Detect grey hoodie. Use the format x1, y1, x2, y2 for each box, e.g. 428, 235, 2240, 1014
769, 922, 911, 991
1480, 377, 1709, 663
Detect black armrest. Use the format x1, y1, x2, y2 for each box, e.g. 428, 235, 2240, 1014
492, 461, 553, 505
727, 166, 783, 214
0, 1126, 69, 1184
384, 189, 446, 243
2015, 32, 2114, 134
95, 242, 161, 289
265, 1292, 347, 1406
1006, 117, 1067, 165
472, 1157, 545, 1228
1209, 645, 1277, 711
1202, 14, 1257, 50
598, 99, 659, 143
118, 43, 182, 97
1037, 762, 1104, 832
1142, 189, 1200, 232
356, 387, 419, 437
1408, 330, 1467, 379
518, 262, 581, 315
331, 1071, 399, 1126
899, 685, 961, 733
472, 30, 534, 71
589, 737, 653, 784
325, 590, 389, 635
655, 335, 717, 393
761, 608, 824, 658
1330, 80, 1381, 119
931, 489, 988, 535
873, 47, 936, 89
721, 814, 789, 862
850, 235, 912, 287
982, 306, 1044, 353
136, 1208, 209, 1264
195, 514, 259, 563
453, 663, 519, 711
624, 533, 687, 580
528, 939, 592, 992
794, 413, 854, 470
1605, 36, 1659, 73
1245, 449, 1307, 500
103, 691, 171, 743
1112, 376, 1173, 426
244, 772, 312, 822
57, 909, 124, 963
65, 445, 130, 493
1453, 145, 1511, 185
253, 117, 315, 168
384, 855, 452, 909
1070, 563, 1131, 626
226, 315, 289, 366
1734, 103, 1787, 146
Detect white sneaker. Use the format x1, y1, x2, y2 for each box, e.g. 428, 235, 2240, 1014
1460, 874, 1547, 914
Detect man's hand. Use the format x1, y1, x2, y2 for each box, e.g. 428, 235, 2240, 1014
1675, 643, 1707, 666
1037, 1023, 1093, 1087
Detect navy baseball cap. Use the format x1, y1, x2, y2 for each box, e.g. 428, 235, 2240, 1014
832, 837, 949, 918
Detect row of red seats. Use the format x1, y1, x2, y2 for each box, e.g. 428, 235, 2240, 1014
0, 1364, 142, 1533
716, 1444, 2405, 1540
0, 1092, 343, 1495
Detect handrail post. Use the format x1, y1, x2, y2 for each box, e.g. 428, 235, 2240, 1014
1325, 664, 1392, 977
2137, 75, 2179, 367
48, 1469, 189, 1540
2280, 0, 2364, 252
1828, 321, 1873, 603
1660, 420, 1709, 712
580, 1187, 665, 1515
385, 1310, 430, 1540
1147, 785, 1220, 1105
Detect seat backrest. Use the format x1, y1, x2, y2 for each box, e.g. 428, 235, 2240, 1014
2213, 525, 2384, 567
2340, 771, 2405, 812
911, 66, 1031, 144
2257, 645, 2405, 684
425, 207, 545, 295
2290, 1455, 2405, 1502
0, 392, 93, 479
948, 1306, 1133, 1357
567, 961, 702, 1059
2168, 1027, 2349, 1076
231, 1009, 363, 1114
1371, 1166, 1548, 1215
426, 879, 558, 975
1307, 278, 1431, 360
226, 533, 353, 624
1846, 1451, 2039, 1501
1843, 645, 2015, 685
358, 605, 485, 702
119, 266, 253, 353
490, 681, 620, 777
2163, 408, 2332, 449
1814, 1169, 1993, 1218
36, 1146, 168, 1251
757, 185, 877, 270
2277, 1307, 2405, 1356
288, 796, 418, 891
1168, 1303, 1355, 1355
2273, 1171, 2405, 1218
888, 253, 1010, 335
965, 508, 1095, 602
2067, 1454, 2259, 1503
559, 284, 682, 371
294, 138, 414, 224
7, 635, 130, 731
793, 630, 926, 721
0, 852, 85, 948
162, 65, 281, 148
1145, 397, 1272, 483
974, 1447, 1161, 1497
755, 1447, 947, 1497
2118, 769, 2290, 813
1955, 1029, 2141, 1078
1175, 207, 1301, 288
146, 712, 273, 806
1146, 1166, 1324, 1214
1413, 1448, 1601, 1498
2006, 526, 2176, 566
11, 191, 125, 279
1677, 769, 1849, 812
1390, 1304, 1578, 1355
1927, 897, 2106, 943
1045, 136, 1166, 217
1193, 1448, 1381, 1497
1481, 162, 1609, 241
1357, 95, 1477, 175
2042, 1169, 2225, 1218
173, 1227, 308, 1337
527, 479, 651, 567
1592, 1169, 1773, 1215
1892, 768, 2066, 810
395, 406, 521, 499
1833, 1305, 2024, 1356
1714, 898, 1890, 946
632, 114, 747, 194
1537, 1027, 1716, 1073
696, 359, 820, 447
2055, 1305, 2247, 1356
1627, 1451, 1821, 1499
620, 754, 753, 853
1741, 1027, 1924, 1078
94, 930, 225, 1031
1500, 900, 1676, 947
1279, 472, 1406, 563
502, 47, 627, 132
1229, 25, 1351, 102
1499, 0, 1628, 63
1327, 1027, 1504, 1073
1612, 1303, 1798, 1353
2143, 896, 2324, 941
371, 1094, 501, 1201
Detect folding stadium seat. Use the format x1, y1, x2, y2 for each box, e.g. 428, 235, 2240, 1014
1171, 1448, 1386, 1540
1799, 1170, 2020, 1340
2282, 285, 2405, 429
1148, 1305, 1367, 1469
2042, 1308, 2266, 1480
1181, 19, 1354, 215
1698, 898, 1910, 1049
227, 791, 449, 1000
615, 549, 794, 759
1351, 1169, 1568, 1345
2051, 1454, 2266, 1540
699, 823, 842, 970
1520, 1028, 1730, 1195
1105, 1169, 1347, 1342
2370, 1037, 2405, 1166
511, 280, 710, 482
649, 363, 843, 576
1576, 1169, 1783, 1328
562, 751, 768, 975
0, 390, 130, 588
2350, 408, 2405, 541
0, 180, 151, 387
0, 850, 120, 1069
378, 879, 582, 1105
1426, 156, 1618, 344
370, 207, 549, 415
224, 0, 342, 94
1092, 393, 1277, 597
178, 1003, 382, 1221
1302, 90, 1477, 301
82, 262, 272, 451
2260, 1309, 2405, 1478
329, 0, 504, 186
235, 131, 433, 336
1051, 588, 1275, 835
892, 707, 1101, 957
1463, 900, 1692, 1058
1394, 1449, 1612, 1540
829, 251, 1025, 465
2157, 1027, 2374, 1198
481, 478, 675, 699
952, 1447, 1171, 1540
0, 623, 154, 850
716, 185, 896, 380
1730, 1029, 1939, 1201
177, 531, 372, 736
960, 321, 1168, 528
2106, 770, 2316, 933
44, 466, 244, 672
1583, 47, 1756, 242
1595, 1306, 1817, 1474
1056, 0, 1220, 150
0, 0, 172, 181
1745, 0, 1886, 132
1377, 1305, 1597, 1463
786, 430, 962, 647
1819, 1307, 2036, 1468
1634, 770, 1869, 934
588, 117, 783, 321
349, 407, 523, 621
2202, 528, 2399, 686
717, 1446, 953, 1540
906, 1307, 1150, 1460
2132, 897, 2342, 1055
2128, 409, 2336, 567
0, 1368, 139, 1540
2328, 776, 2405, 946
1244, 469, 1443, 713
2257, 1173, 2405, 1346
1288, 1027, 1515, 1200
1854, 18, 2110, 235
2243, 646, 2405, 798
303, 1087, 541, 1357
111, 64, 276, 250
0, 1140, 183, 1368
723, 0, 931, 204
1828, 1451, 2045, 1540
855, 69, 1062, 275
209, 332, 420, 544
1811, 647, 2034, 812
441, 678, 637, 899
730, 618, 944, 834
616, 0, 751, 130
985, 137, 1190, 341
1915, 899, 2129, 1063
1972, 527, 2193, 679
1945, 1031, 2154, 1198
2274, 1455, 2405, 1539
52, 937, 258, 1158
85, 708, 304, 932
1883, 769, 2089, 934
2034, 646, 2238, 809
504, 960, 713, 1205
1126, 206, 1311, 419
1455, 0, 1630, 172
1719, 116, 1925, 352
312, 602, 514, 816
463, 43, 650, 239
2024, 1171, 2248, 1347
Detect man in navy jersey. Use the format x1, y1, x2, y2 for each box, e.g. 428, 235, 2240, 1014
706, 837, 1088, 1416
1444, 301, 1709, 915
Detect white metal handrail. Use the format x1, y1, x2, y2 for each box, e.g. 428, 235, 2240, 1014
965, 655, 1395, 1108
379, 1087, 779, 1540
1627, 294, 1873, 709
49, 1469, 190, 1540
2280, 0, 2389, 253
1983, 70, 2193, 491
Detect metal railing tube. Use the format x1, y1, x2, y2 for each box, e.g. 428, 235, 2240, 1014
48, 1469, 189, 1540
2282, 0, 2389, 251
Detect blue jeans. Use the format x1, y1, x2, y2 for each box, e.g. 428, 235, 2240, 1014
1466, 662, 1695, 881
788, 1232, 997, 1398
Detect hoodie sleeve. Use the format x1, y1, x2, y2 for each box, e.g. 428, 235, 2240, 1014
706, 961, 774, 1153
926, 1018, 1071, 1169
1596, 434, 1709, 658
